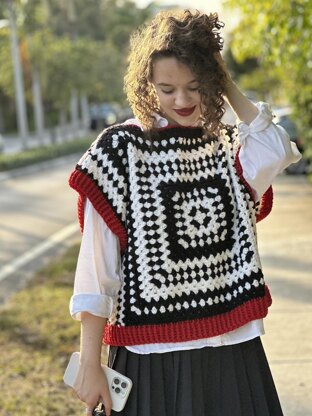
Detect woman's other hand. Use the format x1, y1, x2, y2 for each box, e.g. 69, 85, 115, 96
77, 313, 111, 415
74, 360, 112, 416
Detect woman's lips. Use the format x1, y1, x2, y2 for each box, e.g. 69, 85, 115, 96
173, 106, 196, 117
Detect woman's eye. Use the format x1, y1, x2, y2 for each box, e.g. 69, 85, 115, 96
160, 87, 199, 94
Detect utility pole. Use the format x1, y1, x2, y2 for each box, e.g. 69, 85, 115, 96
7, 0, 29, 149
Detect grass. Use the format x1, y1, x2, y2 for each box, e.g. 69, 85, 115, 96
0, 244, 100, 416
0, 137, 93, 172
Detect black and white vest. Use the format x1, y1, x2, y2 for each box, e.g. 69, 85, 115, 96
69, 124, 273, 346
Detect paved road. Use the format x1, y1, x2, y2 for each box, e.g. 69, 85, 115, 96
257, 175, 312, 416
0, 156, 81, 303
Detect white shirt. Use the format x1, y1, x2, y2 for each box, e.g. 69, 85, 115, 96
70, 102, 301, 354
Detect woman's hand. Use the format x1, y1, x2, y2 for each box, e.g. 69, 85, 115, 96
214, 52, 232, 87
77, 313, 110, 415
214, 51, 259, 124
74, 360, 112, 416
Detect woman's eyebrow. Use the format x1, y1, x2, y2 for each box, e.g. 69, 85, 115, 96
157, 83, 173, 87
157, 80, 198, 87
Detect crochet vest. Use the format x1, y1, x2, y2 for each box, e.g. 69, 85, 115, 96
69, 124, 273, 346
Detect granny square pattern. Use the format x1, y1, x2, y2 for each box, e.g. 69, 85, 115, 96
159, 176, 235, 262
69, 124, 272, 345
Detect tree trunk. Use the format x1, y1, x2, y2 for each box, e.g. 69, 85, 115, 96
70, 88, 79, 134
80, 94, 89, 130
0, 101, 5, 134
31, 69, 45, 144
58, 109, 67, 141
7, 0, 29, 149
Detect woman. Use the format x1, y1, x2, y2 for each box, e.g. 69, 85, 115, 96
68, 9, 301, 416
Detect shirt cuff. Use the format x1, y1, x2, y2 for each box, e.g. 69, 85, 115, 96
237, 102, 273, 145
70, 293, 115, 320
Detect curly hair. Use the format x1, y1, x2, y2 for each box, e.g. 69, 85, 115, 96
124, 9, 227, 139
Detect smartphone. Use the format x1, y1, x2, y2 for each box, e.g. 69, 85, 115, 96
63, 352, 132, 412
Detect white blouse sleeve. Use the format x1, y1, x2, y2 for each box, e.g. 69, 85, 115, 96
238, 102, 302, 200
70, 198, 122, 320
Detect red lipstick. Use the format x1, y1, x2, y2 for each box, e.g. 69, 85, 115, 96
174, 106, 196, 117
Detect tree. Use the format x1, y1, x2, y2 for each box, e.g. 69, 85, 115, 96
225, 0, 312, 152
0, 0, 153, 134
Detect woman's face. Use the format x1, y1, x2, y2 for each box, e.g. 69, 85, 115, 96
151, 57, 202, 127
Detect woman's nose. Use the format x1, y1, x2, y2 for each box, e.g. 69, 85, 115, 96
174, 90, 192, 107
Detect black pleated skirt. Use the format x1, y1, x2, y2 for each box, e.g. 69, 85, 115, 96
108, 337, 283, 416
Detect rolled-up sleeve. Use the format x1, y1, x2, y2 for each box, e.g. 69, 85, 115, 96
238, 102, 302, 200
70, 198, 122, 320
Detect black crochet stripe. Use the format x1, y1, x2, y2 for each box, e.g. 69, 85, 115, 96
118, 272, 265, 326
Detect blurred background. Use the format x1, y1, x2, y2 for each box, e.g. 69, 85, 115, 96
0, 0, 311, 162
0, 1, 311, 415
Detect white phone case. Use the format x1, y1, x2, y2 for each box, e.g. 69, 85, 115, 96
63, 352, 132, 412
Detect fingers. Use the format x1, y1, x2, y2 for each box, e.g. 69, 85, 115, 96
214, 51, 225, 68
90, 401, 111, 416
101, 396, 112, 416
101, 379, 112, 416
85, 399, 111, 416
104, 404, 111, 416
77, 393, 98, 411
76, 390, 111, 415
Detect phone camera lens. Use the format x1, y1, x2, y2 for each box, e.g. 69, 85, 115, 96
115, 387, 121, 394
113, 378, 120, 385
121, 382, 128, 388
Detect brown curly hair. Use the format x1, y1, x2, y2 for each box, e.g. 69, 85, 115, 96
124, 9, 227, 138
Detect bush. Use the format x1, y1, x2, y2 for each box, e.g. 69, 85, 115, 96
0, 137, 92, 172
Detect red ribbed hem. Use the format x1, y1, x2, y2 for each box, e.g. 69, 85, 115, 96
69, 170, 128, 253
103, 286, 272, 346
235, 147, 273, 223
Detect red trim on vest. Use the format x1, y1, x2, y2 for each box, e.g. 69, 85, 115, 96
234, 146, 273, 223
103, 286, 272, 346
69, 170, 128, 253
256, 186, 273, 222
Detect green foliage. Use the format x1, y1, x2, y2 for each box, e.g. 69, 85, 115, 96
225, 0, 312, 149
0, 136, 92, 171
0, 0, 152, 132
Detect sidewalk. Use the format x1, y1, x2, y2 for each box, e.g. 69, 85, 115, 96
257, 174, 312, 416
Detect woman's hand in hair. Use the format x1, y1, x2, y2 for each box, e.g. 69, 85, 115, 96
214, 52, 259, 123
214, 52, 232, 88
